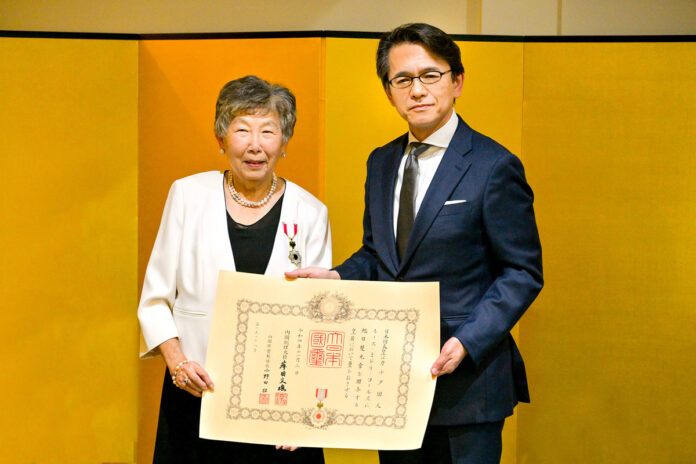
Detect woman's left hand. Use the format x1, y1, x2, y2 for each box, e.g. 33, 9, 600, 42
275, 445, 299, 451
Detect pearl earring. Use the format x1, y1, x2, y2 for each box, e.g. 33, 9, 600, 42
220, 148, 225, 154
281, 153, 286, 158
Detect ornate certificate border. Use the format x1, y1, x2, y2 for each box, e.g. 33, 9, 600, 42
225, 292, 419, 430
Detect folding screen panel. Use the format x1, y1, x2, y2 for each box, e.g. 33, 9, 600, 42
518, 41, 696, 463
0, 37, 138, 463
137, 37, 324, 463
323, 37, 525, 464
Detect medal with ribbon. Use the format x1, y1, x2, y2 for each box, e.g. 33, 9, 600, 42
310, 388, 328, 427
283, 222, 302, 266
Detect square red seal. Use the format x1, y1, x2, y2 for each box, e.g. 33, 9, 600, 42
307, 330, 345, 368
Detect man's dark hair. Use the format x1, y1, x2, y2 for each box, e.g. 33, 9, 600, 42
376, 23, 464, 89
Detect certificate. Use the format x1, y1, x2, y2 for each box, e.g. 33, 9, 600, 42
200, 271, 439, 450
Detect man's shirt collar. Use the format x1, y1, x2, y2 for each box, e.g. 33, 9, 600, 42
407, 109, 458, 150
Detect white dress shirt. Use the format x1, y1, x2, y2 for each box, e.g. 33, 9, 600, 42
393, 109, 459, 235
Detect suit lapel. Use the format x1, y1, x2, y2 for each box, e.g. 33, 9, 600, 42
399, 118, 473, 270
214, 172, 236, 271
375, 136, 408, 274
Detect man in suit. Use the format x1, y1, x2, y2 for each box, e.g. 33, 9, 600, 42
287, 23, 543, 464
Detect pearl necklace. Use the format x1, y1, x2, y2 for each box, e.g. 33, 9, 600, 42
227, 172, 278, 208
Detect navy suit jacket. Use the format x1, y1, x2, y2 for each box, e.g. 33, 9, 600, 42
334, 116, 543, 425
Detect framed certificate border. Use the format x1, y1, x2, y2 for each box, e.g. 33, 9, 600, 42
200, 272, 439, 450
226, 292, 419, 430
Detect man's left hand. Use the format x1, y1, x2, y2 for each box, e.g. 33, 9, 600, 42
431, 337, 467, 377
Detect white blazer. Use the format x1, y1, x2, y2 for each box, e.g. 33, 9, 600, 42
138, 171, 332, 365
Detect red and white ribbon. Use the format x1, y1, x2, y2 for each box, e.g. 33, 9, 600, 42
283, 222, 298, 240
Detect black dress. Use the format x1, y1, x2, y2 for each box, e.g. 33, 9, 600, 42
153, 192, 325, 464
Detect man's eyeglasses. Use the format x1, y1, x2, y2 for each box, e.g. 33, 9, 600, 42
388, 70, 452, 89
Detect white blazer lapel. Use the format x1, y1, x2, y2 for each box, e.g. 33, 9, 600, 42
211, 171, 236, 272
265, 180, 299, 275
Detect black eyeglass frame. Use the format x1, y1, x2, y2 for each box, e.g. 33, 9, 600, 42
387, 70, 453, 89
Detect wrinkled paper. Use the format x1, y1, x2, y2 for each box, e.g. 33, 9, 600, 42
200, 271, 439, 450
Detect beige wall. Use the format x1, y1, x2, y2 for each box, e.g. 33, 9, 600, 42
482, 0, 560, 35
561, 0, 696, 35
2, 0, 696, 35
482, 0, 696, 36
0, 0, 469, 34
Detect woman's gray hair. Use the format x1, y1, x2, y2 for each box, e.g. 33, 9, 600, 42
214, 75, 297, 143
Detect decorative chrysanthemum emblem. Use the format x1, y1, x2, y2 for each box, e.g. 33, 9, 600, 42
306, 292, 353, 322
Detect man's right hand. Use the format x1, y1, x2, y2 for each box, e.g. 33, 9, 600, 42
285, 267, 341, 280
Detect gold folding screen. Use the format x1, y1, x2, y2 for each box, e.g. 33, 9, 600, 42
137, 37, 326, 463
324, 38, 525, 464
2, 32, 694, 463
518, 41, 696, 463
0, 37, 138, 463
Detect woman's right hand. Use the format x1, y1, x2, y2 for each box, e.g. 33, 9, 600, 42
172, 360, 215, 397
159, 337, 215, 397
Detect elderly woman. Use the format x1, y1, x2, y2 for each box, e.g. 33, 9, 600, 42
138, 75, 330, 463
